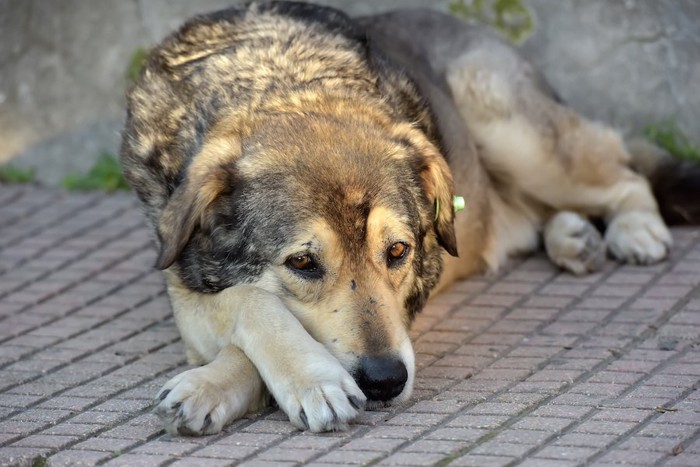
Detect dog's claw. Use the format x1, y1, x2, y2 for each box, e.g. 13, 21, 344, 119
202, 412, 212, 432
158, 389, 171, 401
348, 395, 364, 410
299, 409, 310, 430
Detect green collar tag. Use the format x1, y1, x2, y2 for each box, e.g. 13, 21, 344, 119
435, 195, 466, 221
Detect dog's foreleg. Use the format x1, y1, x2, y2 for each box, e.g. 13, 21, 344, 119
155, 344, 267, 436
228, 286, 366, 432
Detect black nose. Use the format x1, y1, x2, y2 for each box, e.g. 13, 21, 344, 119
353, 356, 408, 401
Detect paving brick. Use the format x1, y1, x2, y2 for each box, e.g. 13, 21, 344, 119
48, 449, 113, 466
316, 449, 384, 464
471, 441, 533, 457
494, 429, 551, 445
385, 412, 448, 427
511, 417, 574, 433
573, 420, 638, 435
425, 428, 487, 441
187, 443, 260, 460
257, 447, 323, 462
378, 451, 448, 465
102, 453, 175, 466
450, 454, 516, 466
518, 459, 579, 467
73, 437, 140, 453
12, 434, 80, 449
535, 445, 597, 461
401, 438, 467, 454
595, 448, 668, 464
41, 423, 104, 437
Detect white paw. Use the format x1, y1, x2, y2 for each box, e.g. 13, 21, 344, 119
605, 211, 672, 264
545, 212, 605, 275
154, 366, 257, 436
271, 354, 366, 433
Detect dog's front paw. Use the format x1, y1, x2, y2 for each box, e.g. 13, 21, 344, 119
273, 360, 366, 433
605, 211, 672, 264
155, 366, 257, 436
545, 211, 605, 275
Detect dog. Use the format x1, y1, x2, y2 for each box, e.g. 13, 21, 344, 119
120, 2, 694, 435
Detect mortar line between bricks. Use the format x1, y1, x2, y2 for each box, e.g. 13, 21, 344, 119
9, 353, 184, 464
514, 338, 699, 466
0, 209, 134, 304
0, 256, 164, 401
0, 188, 67, 234
100, 408, 281, 467
654, 424, 700, 465
0, 199, 137, 304
0, 239, 153, 352
512, 281, 700, 465
586, 379, 700, 466
367, 236, 700, 466
0, 289, 174, 429
0, 188, 36, 230
490, 272, 699, 465
0, 191, 105, 254
153, 406, 300, 467
0, 341, 181, 451
0, 334, 183, 456
0, 221, 149, 328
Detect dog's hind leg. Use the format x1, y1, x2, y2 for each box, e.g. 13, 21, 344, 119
155, 345, 267, 436
447, 51, 671, 267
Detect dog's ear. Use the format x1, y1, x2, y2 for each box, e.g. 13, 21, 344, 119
391, 125, 459, 257
419, 147, 459, 257
155, 135, 240, 270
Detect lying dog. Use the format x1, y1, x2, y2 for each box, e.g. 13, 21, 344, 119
120, 1, 693, 435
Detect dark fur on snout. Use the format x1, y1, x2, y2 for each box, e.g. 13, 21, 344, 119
119, 1, 458, 315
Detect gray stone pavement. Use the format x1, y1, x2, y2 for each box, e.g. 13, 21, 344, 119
0, 185, 699, 466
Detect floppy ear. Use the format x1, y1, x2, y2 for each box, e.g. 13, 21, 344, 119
419, 147, 459, 257
155, 135, 240, 270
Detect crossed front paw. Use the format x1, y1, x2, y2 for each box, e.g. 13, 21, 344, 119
154, 367, 254, 436
272, 362, 367, 433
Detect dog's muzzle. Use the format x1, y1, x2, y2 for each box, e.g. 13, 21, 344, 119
353, 355, 408, 401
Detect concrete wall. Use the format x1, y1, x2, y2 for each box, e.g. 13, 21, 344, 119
0, 0, 697, 185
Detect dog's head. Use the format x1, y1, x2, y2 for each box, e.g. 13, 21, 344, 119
155, 106, 457, 404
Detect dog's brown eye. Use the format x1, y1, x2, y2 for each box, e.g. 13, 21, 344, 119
285, 254, 323, 280
287, 254, 314, 270
387, 242, 409, 267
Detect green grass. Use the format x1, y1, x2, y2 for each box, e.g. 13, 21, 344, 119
644, 121, 700, 162
126, 48, 149, 83
61, 153, 130, 192
449, 0, 534, 44
0, 165, 36, 184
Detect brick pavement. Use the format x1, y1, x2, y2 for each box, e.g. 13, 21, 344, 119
0, 185, 699, 466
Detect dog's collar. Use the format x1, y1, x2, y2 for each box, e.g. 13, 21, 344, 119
435, 196, 466, 221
